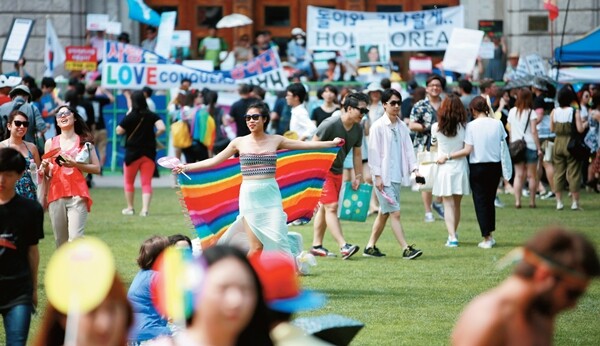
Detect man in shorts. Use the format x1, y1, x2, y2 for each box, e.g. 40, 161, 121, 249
364, 89, 423, 259
452, 227, 599, 345
310, 92, 368, 260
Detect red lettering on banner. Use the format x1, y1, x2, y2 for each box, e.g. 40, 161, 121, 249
147, 67, 157, 85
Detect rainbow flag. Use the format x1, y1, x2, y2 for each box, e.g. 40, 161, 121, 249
179, 147, 339, 248
192, 108, 216, 151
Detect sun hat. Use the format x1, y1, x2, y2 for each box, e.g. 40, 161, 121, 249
291, 27, 306, 36
9, 84, 31, 98
0, 75, 8, 88
250, 251, 326, 313
365, 81, 383, 94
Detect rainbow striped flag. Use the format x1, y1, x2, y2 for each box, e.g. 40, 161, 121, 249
192, 108, 216, 151
179, 147, 339, 248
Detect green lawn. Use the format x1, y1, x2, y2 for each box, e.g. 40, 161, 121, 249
13, 186, 600, 345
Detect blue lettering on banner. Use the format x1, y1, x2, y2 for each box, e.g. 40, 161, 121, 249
133, 66, 145, 84
159, 72, 168, 83
119, 66, 132, 84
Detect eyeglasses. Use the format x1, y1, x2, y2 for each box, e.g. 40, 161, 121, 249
245, 114, 262, 121
13, 120, 29, 127
428, 83, 442, 88
56, 110, 73, 118
386, 100, 401, 106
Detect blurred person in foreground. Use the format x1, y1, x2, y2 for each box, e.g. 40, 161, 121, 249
452, 227, 600, 346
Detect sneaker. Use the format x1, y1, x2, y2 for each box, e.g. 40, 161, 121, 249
140, 211, 149, 217
289, 219, 308, 226
424, 213, 435, 223
541, 191, 555, 200
340, 244, 359, 260
310, 246, 336, 257
403, 245, 423, 259
122, 208, 134, 216
556, 201, 564, 210
571, 202, 580, 210
494, 197, 505, 208
445, 238, 459, 247
363, 246, 386, 257
432, 202, 445, 219
478, 239, 494, 249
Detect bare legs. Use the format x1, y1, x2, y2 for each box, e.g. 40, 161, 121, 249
442, 195, 462, 240
366, 211, 408, 250
312, 203, 348, 248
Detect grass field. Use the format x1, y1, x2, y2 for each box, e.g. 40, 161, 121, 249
8, 185, 600, 345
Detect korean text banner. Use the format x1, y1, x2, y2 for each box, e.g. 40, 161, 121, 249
306, 5, 464, 51
101, 41, 289, 91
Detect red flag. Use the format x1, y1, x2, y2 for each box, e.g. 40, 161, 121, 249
544, 0, 559, 21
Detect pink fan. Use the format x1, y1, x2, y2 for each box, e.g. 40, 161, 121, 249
158, 157, 191, 180
379, 190, 397, 206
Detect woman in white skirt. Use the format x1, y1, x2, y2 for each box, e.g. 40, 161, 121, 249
176, 102, 341, 256
432, 95, 470, 247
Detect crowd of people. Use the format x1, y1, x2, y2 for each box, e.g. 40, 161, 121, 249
1, 25, 600, 345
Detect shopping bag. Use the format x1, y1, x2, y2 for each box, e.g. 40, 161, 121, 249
417, 150, 437, 191
337, 182, 373, 222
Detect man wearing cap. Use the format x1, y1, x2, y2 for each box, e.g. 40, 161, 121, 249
0, 85, 46, 143
249, 252, 332, 346
452, 227, 600, 346
287, 28, 313, 80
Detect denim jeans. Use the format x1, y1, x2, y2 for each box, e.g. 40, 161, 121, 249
1, 304, 33, 346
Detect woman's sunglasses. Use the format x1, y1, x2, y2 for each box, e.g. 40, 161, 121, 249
13, 120, 30, 128
56, 110, 73, 118
245, 114, 262, 121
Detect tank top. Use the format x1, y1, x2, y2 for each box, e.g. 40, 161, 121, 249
239, 152, 277, 177
47, 136, 93, 211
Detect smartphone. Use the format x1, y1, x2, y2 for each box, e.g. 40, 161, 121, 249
55, 155, 66, 167
415, 176, 426, 184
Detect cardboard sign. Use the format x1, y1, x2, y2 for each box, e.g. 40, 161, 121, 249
65, 46, 98, 71
409, 56, 433, 73
442, 28, 484, 74
87, 14, 109, 31
106, 21, 122, 35
1, 18, 35, 62
479, 41, 495, 59
172, 31, 191, 48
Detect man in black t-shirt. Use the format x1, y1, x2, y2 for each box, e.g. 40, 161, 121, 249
0, 148, 44, 346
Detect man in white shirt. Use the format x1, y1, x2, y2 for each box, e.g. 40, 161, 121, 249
286, 83, 316, 141
365, 89, 423, 259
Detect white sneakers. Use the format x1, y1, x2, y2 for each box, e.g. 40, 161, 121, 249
478, 238, 496, 249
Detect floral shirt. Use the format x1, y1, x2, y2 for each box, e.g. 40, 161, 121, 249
409, 97, 438, 149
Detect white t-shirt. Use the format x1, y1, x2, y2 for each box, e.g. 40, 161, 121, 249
290, 104, 316, 140
507, 107, 538, 150
464, 117, 507, 164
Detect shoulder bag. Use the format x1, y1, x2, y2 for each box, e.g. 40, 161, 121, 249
567, 111, 592, 161
508, 110, 531, 163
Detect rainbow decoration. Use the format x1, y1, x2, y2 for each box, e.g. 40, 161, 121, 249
192, 108, 216, 151
179, 147, 339, 248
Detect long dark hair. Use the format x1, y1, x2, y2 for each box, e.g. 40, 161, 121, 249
201, 246, 274, 346
55, 105, 94, 145
131, 90, 151, 114
437, 94, 466, 137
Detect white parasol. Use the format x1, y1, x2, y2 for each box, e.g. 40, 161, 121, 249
216, 13, 253, 29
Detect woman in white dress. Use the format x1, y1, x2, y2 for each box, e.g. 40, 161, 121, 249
432, 95, 470, 247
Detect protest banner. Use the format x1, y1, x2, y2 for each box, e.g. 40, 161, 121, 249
306, 5, 464, 51
101, 41, 288, 91
65, 46, 97, 71
1, 18, 35, 62
442, 28, 484, 74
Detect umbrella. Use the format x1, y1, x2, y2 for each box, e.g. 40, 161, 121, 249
216, 13, 253, 29
292, 314, 364, 346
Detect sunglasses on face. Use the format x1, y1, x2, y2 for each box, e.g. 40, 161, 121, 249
353, 107, 369, 115
13, 120, 30, 128
386, 100, 401, 106
56, 110, 72, 118
245, 114, 262, 121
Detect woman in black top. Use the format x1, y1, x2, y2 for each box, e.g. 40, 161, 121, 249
311, 84, 339, 127
116, 91, 166, 216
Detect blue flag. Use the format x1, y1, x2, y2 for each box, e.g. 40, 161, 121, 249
127, 0, 161, 27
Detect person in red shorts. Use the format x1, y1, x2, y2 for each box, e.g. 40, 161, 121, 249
311, 92, 368, 259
